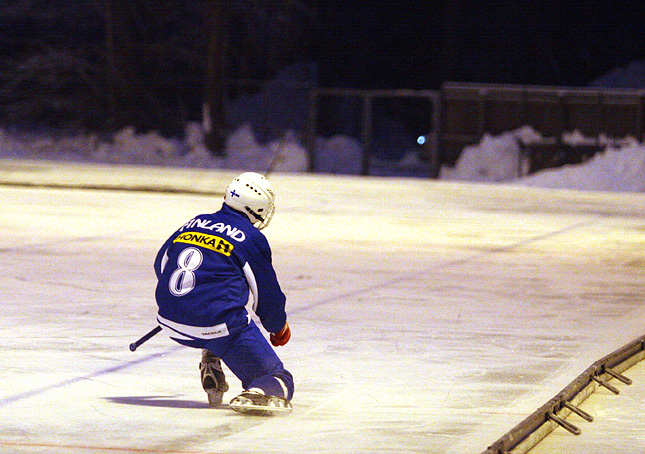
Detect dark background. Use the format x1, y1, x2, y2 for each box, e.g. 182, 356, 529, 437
317, 2, 645, 89
1, 1, 644, 134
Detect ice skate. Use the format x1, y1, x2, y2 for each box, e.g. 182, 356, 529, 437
229, 389, 292, 416
199, 350, 229, 406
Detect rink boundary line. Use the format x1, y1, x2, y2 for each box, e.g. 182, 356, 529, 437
0, 440, 237, 454
0, 180, 225, 196
482, 334, 645, 454
291, 218, 599, 316
0, 347, 182, 408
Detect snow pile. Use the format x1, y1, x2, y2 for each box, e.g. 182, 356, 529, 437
313, 135, 364, 175
519, 141, 645, 192
93, 127, 183, 166
1, 122, 645, 193
0, 123, 311, 173
0, 121, 371, 176
440, 125, 645, 193
440, 126, 541, 182
223, 125, 310, 173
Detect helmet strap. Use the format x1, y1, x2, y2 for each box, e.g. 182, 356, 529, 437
244, 206, 264, 223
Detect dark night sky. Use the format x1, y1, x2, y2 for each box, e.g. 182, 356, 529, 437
2, 1, 644, 91
2, 1, 645, 133
314, 2, 645, 89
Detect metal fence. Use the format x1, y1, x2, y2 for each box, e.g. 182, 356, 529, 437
440, 82, 645, 171
304, 88, 441, 177
228, 80, 645, 178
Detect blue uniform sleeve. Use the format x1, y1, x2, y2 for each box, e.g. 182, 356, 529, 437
243, 231, 287, 333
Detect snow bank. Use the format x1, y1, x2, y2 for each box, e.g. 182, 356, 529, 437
0, 123, 311, 173
1, 122, 645, 193
439, 128, 531, 182
518, 141, 645, 192
440, 125, 645, 193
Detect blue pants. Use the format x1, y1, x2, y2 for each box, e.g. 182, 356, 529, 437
175, 320, 294, 401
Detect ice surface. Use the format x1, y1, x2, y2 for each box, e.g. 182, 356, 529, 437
1, 162, 644, 454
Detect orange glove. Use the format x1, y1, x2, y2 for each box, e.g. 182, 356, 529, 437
270, 322, 291, 347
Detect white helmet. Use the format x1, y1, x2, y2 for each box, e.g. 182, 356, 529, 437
224, 172, 275, 230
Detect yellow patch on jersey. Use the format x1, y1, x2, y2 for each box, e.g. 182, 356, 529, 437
173, 231, 234, 256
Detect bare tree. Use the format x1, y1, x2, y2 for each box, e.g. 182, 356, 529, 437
0, 0, 316, 136
203, 0, 316, 154
0, 0, 108, 128
104, 0, 191, 132
203, 0, 227, 155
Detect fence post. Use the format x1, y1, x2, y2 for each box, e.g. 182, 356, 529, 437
361, 93, 373, 176
637, 90, 644, 142
306, 87, 318, 173
430, 92, 442, 178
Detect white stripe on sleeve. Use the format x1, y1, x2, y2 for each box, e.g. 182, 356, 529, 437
242, 262, 259, 312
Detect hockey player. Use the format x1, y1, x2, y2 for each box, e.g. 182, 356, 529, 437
153, 172, 293, 415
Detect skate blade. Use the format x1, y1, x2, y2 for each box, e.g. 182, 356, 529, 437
230, 401, 292, 416
206, 391, 224, 407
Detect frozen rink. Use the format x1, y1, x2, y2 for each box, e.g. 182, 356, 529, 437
1, 160, 645, 454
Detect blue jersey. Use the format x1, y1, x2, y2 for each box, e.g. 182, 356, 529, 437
154, 204, 287, 342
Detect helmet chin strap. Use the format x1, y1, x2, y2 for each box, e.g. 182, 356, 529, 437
244, 206, 264, 223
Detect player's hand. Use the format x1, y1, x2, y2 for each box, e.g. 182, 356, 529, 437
270, 322, 291, 347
